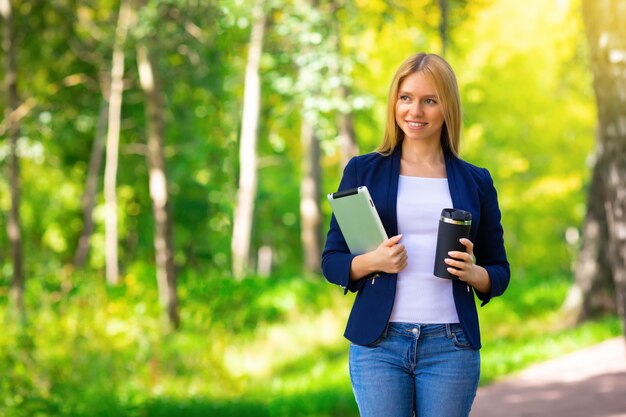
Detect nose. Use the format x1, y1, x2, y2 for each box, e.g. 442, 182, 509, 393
409, 101, 423, 116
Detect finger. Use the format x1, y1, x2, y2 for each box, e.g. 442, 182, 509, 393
388, 246, 404, 258
399, 253, 408, 264
459, 238, 474, 252
392, 254, 407, 269
399, 258, 408, 271
395, 244, 406, 255
382, 234, 403, 247
447, 266, 463, 277
448, 251, 473, 263
445, 258, 466, 270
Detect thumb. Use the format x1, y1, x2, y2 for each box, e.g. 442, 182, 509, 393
381, 234, 402, 247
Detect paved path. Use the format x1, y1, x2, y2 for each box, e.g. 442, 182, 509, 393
471, 337, 626, 417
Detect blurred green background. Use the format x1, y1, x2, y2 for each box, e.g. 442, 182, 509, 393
0, 0, 622, 416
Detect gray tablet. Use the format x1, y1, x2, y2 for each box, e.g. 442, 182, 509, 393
327, 186, 388, 254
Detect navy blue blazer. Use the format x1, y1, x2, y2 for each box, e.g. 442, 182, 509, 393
321, 146, 510, 350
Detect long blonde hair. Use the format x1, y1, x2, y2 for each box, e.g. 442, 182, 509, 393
376, 53, 462, 157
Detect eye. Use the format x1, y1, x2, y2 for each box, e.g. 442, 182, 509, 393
399, 95, 411, 102
424, 98, 437, 104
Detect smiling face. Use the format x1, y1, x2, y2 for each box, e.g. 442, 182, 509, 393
395, 71, 445, 146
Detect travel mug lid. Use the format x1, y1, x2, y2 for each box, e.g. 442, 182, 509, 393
440, 208, 472, 225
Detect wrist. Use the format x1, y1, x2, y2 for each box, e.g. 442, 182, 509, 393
468, 265, 491, 293
350, 252, 377, 281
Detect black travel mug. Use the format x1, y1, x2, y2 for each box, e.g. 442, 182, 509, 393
434, 208, 472, 280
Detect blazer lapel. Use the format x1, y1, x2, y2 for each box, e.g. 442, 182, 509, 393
387, 146, 402, 236
445, 153, 461, 209
445, 154, 480, 240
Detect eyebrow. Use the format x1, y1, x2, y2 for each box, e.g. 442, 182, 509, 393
398, 91, 438, 99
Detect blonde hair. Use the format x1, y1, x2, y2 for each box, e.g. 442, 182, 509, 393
376, 53, 462, 157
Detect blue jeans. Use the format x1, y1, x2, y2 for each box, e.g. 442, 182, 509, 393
349, 322, 480, 417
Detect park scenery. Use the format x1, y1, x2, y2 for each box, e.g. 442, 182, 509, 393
1, 0, 625, 416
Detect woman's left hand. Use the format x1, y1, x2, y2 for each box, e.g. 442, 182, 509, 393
445, 238, 492, 294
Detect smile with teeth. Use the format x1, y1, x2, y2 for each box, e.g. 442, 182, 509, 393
407, 121, 427, 127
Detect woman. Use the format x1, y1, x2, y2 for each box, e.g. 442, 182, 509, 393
321, 53, 510, 417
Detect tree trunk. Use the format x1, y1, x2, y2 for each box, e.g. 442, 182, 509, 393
136, 42, 180, 330
300, 119, 322, 273
104, 0, 133, 285
74, 96, 108, 267
438, 0, 448, 56
328, 1, 359, 169
562, 157, 614, 323
579, 0, 626, 334
231, 2, 265, 279
1, 0, 25, 320
338, 85, 359, 169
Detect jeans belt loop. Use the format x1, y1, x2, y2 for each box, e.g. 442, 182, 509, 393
445, 323, 453, 338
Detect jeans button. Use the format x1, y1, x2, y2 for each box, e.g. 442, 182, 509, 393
411, 328, 419, 334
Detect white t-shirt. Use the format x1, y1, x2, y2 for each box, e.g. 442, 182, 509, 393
388, 175, 460, 324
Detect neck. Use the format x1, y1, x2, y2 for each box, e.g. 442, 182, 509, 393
401, 139, 444, 164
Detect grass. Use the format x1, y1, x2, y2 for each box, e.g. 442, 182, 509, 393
0, 265, 622, 416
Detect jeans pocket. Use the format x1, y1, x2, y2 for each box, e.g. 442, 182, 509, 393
365, 333, 387, 348
349, 333, 386, 349
452, 328, 472, 349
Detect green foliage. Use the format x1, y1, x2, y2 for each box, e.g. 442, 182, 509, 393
0, 0, 596, 283
0, 0, 622, 416
0, 268, 620, 416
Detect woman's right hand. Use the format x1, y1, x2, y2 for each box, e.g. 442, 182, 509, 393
349, 235, 408, 280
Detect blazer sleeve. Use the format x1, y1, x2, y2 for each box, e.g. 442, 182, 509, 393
474, 168, 510, 305
321, 157, 369, 294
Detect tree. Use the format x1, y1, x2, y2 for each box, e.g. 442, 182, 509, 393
337, 85, 359, 170
300, 115, 322, 273
104, 0, 134, 285
561, 164, 614, 323
295, 0, 339, 274
1, 0, 25, 319
231, 1, 265, 279
74, 95, 108, 267
136, 40, 180, 329
438, 0, 449, 56
565, 0, 626, 331
329, 0, 359, 170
